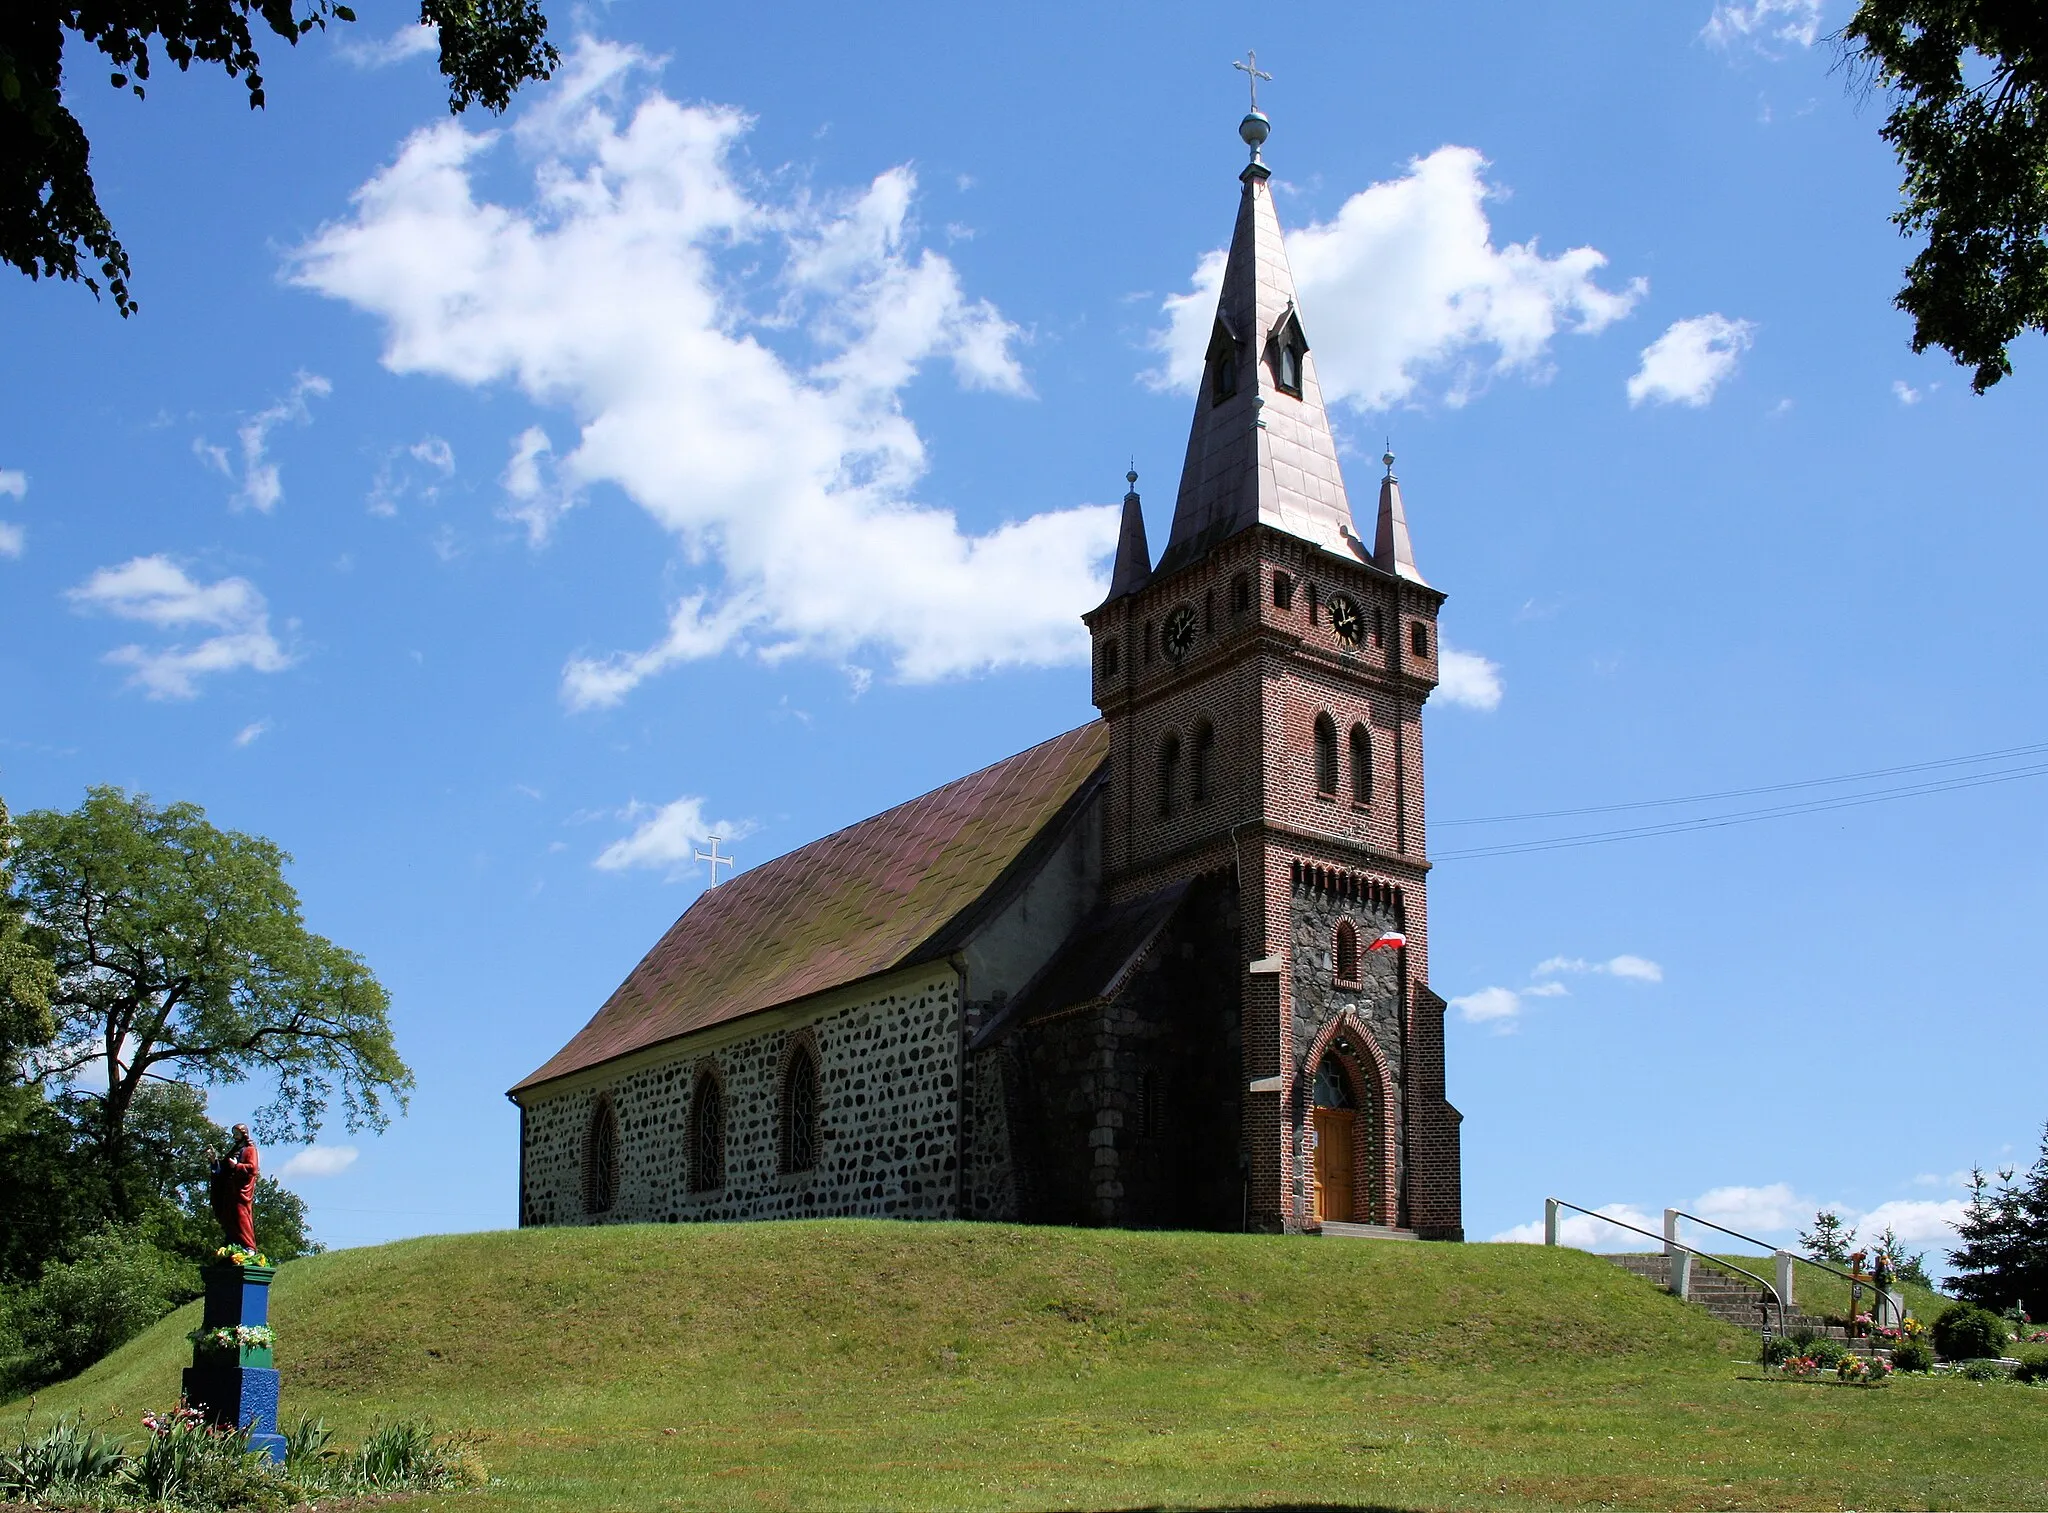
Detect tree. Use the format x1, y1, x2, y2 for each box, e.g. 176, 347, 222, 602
0, 798, 58, 1094
1875, 1223, 1937, 1289
2, 0, 557, 316
1799, 1209, 1857, 1264
1839, 3, 2048, 391
11, 787, 412, 1216
1947, 1128, 2048, 1314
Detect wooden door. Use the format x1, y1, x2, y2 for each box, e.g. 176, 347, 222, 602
1313, 1107, 1355, 1223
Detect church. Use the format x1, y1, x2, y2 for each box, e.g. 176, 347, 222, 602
509, 104, 1464, 1241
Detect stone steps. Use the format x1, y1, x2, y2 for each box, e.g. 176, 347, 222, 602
1604, 1252, 1850, 1338
1319, 1221, 1419, 1242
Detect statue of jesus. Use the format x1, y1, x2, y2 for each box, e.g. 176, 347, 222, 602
208, 1124, 260, 1252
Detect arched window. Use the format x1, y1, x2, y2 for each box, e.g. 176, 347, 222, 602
1312, 1053, 1357, 1109
1191, 720, 1216, 804
582, 1095, 620, 1216
1411, 621, 1430, 658
1334, 920, 1361, 984
1313, 713, 1338, 796
690, 1069, 726, 1193
782, 1045, 819, 1174
1349, 722, 1372, 804
1208, 321, 1239, 404
1231, 572, 1251, 614
1100, 639, 1120, 678
1157, 733, 1182, 819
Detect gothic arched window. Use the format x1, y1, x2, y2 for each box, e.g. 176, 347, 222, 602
782, 1045, 819, 1175
1231, 572, 1251, 614
1313, 713, 1338, 797
1100, 639, 1120, 678
1334, 919, 1361, 984
1207, 321, 1239, 405
1191, 720, 1216, 804
690, 1069, 726, 1193
582, 1095, 620, 1216
1158, 733, 1182, 819
1349, 722, 1372, 804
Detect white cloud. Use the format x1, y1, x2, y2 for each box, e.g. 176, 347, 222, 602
279, 1145, 359, 1178
0, 469, 25, 499
1523, 981, 1570, 998
67, 556, 295, 699
197, 373, 332, 511
1690, 1182, 1805, 1234
1534, 954, 1664, 983
0, 523, 20, 559
337, 22, 439, 68
1436, 644, 1503, 711
291, 40, 1113, 701
368, 433, 456, 516
1857, 1198, 1968, 1249
1627, 315, 1754, 408
1151, 146, 1642, 411
594, 795, 757, 879
1450, 985, 1523, 1030
1606, 954, 1664, 983
233, 718, 272, 747
1493, 1202, 1660, 1251
1703, 1, 1824, 54
1892, 379, 1921, 405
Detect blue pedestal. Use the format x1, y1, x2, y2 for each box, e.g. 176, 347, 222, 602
184, 1263, 285, 1462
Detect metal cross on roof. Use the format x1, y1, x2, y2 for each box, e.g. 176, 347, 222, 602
1233, 50, 1272, 113
694, 835, 736, 886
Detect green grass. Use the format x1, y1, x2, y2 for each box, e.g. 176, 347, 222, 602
10, 1222, 2048, 1511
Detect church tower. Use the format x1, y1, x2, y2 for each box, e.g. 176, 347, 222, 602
1081, 105, 1462, 1237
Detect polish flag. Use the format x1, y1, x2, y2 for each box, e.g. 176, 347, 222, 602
1368, 931, 1407, 952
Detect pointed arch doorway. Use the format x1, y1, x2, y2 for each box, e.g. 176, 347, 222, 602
1309, 1046, 1382, 1225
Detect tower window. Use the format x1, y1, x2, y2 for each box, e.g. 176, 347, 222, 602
1276, 342, 1299, 393
582, 1095, 620, 1216
1372, 606, 1385, 647
1273, 572, 1294, 611
1205, 588, 1215, 633
1308, 583, 1320, 625
782, 1045, 819, 1175
1135, 1071, 1165, 1140
690, 1069, 726, 1192
1411, 622, 1430, 658
1158, 733, 1182, 819
1334, 920, 1361, 985
1192, 720, 1216, 804
1231, 572, 1251, 614
1350, 723, 1372, 805
1313, 713, 1338, 797
1100, 639, 1120, 678
1207, 321, 1239, 405
1144, 620, 1155, 664
1271, 308, 1308, 398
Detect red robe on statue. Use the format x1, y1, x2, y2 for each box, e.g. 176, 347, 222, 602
211, 1139, 259, 1251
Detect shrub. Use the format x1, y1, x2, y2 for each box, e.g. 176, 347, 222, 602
1807, 1337, 1848, 1368
1934, 1302, 2009, 1361
2012, 1350, 2048, 1385
1891, 1338, 1936, 1372
1959, 1358, 2012, 1383
1786, 1324, 1820, 1350
1758, 1335, 1796, 1365
3, 1226, 195, 1390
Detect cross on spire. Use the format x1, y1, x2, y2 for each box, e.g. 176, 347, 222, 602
694, 836, 736, 886
1232, 50, 1272, 113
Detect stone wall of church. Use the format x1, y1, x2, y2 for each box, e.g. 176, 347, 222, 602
517, 968, 963, 1227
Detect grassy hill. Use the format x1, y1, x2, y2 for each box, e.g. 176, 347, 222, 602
10, 1221, 2045, 1511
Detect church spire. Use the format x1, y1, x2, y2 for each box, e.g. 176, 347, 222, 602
1105, 466, 1153, 600
1372, 447, 1427, 585
1155, 101, 1367, 578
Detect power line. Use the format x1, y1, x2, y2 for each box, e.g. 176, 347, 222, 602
1435, 759, 2048, 862
1436, 738, 2048, 828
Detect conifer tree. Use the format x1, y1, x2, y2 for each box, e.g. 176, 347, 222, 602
1799, 1210, 1857, 1264
1947, 1126, 2048, 1316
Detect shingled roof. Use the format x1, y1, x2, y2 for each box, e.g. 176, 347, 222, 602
510, 721, 1110, 1096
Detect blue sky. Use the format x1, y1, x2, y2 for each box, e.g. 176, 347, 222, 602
3, 0, 2042, 1265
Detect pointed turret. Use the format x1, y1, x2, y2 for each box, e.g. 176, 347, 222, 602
1156, 109, 1367, 577
1372, 448, 1427, 585
1105, 468, 1153, 600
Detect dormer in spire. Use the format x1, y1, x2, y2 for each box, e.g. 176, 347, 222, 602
1105, 468, 1153, 601
1156, 114, 1366, 579
1373, 449, 1427, 585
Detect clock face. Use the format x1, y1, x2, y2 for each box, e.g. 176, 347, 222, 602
1162, 604, 1198, 661
1329, 594, 1365, 647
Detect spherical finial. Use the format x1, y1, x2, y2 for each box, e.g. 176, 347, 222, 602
1126, 466, 1139, 490
1239, 110, 1270, 155
1382, 446, 1396, 478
